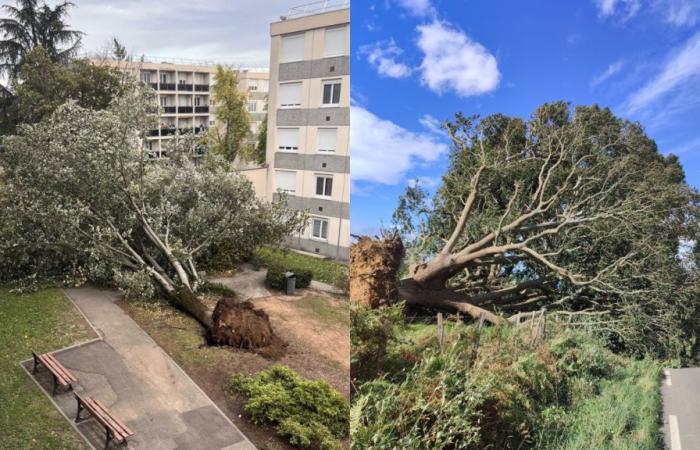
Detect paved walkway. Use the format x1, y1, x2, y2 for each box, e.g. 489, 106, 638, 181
210, 264, 270, 300
25, 287, 255, 450
662, 368, 700, 450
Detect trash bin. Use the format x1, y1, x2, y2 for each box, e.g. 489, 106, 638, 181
283, 272, 296, 295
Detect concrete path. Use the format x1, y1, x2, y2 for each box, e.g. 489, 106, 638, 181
210, 264, 270, 300
25, 287, 255, 450
662, 368, 700, 450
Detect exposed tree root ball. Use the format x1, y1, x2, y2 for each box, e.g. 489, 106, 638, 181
207, 297, 287, 358
349, 235, 405, 308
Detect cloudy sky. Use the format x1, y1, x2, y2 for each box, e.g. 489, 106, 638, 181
352, 0, 700, 235
66, 0, 303, 66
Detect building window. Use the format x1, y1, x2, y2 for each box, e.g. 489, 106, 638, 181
140, 72, 151, 84
279, 82, 302, 108
322, 79, 341, 106
194, 97, 202, 106
275, 170, 296, 193
160, 96, 167, 107
260, 80, 269, 92
248, 101, 257, 112
311, 217, 329, 241
315, 175, 333, 198
324, 27, 346, 57
281, 34, 305, 63
249, 79, 258, 91
317, 128, 337, 153
277, 128, 299, 152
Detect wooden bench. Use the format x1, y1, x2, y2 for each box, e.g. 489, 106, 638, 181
32, 351, 78, 396
74, 393, 134, 449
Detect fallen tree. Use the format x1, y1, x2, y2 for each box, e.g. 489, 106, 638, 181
386, 103, 699, 356
0, 82, 306, 344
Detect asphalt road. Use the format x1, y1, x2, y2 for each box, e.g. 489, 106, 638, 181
663, 368, 700, 450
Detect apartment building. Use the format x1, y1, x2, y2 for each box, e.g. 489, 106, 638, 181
266, 3, 350, 261
93, 58, 269, 160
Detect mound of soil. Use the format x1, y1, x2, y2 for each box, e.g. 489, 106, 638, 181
349, 235, 405, 308
208, 297, 287, 358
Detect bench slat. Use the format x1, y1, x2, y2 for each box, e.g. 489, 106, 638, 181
42, 353, 78, 383
81, 396, 134, 441
91, 399, 134, 440
39, 354, 72, 386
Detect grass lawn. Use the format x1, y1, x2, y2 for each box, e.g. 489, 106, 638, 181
254, 246, 348, 287
0, 288, 95, 449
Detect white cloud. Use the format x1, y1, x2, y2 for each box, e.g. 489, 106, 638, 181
70, 0, 303, 66
408, 176, 440, 189
661, 0, 700, 26
594, 0, 641, 21
625, 31, 700, 114
361, 40, 413, 78
416, 20, 501, 97
351, 106, 448, 185
591, 60, 625, 87
419, 114, 443, 134
395, 0, 436, 17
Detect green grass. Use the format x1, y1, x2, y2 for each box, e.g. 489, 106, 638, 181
0, 288, 95, 449
296, 296, 349, 328
254, 246, 348, 288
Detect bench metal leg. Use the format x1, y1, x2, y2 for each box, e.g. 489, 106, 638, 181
75, 397, 86, 423
104, 428, 112, 450
32, 353, 40, 374
52, 375, 58, 396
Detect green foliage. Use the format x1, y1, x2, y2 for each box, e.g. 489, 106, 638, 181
208, 66, 250, 162
255, 246, 348, 287
266, 262, 312, 290
198, 280, 237, 298
0, 0, 82, 79
227, 365, 349, 449
351, 316, 662, 450
0, 288, 94, 449
113, 269, 158, 302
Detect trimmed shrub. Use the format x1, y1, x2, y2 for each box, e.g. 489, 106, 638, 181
265, 262, 313, 290
227, 365, 349, 449
255, 246, 347, 287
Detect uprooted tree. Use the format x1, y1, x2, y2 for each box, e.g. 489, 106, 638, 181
0, 81, 306, 346
383, 102, 699, 356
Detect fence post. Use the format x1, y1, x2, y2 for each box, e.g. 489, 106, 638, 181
437, 312, 444, 351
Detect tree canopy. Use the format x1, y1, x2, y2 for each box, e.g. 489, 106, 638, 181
0, 80, 305, 328
393, 102, 700, 358
0, 0, 81, 79
208, 65, 251, 162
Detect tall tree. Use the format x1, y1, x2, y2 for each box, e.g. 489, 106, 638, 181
0, 81, 305, 332
208, 65, 250, 162
391, 102, 699, 355
0, 0, 82, 79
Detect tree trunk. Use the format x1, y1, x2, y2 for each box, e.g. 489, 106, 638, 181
168, 288, 213, 329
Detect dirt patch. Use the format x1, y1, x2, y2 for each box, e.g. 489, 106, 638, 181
207, 297, 287, 358
118, 289, 349, 450
349, 235, 404, 308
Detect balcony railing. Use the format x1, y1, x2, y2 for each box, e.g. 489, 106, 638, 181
194, 106, 209, 114
178, 106, 193, 113
287, 0, 349, 18
161, 127, 177, 136
194, 126, 208, 134
179, 127, 194, 134
177, 83, 193, 91
159, 83, 176, 91
148, 83, 158, 90
194, 84, 209, 92
147, 129, 159, 137
162, 106, 176, 114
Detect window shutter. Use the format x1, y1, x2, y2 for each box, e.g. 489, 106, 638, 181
279, 82, 301, 108
318, 128, 337, 152
281, 34, 304, 62
277, 128, 299, 151
275, 171, 296, 193
324, 27, 346, 57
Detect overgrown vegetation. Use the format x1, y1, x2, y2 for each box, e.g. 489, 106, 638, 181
351, 305, 662, 450
266, 263, 313, 290
0, 288, 94, 449
227, 365, 349, 450
255, 246, 349, 290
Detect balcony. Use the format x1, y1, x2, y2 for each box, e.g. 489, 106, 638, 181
161, 127, 177, 136
159, 83, 176, 91
148, 83, 158, 90
177, 83, 193, 91
194, 106, 209, 114
194, 126, 208, 134
147, 129, 159, 137
162, 106, 176, 114
179, 127, 194, 134
194, 84, 209, 92
178, 106, 193, 114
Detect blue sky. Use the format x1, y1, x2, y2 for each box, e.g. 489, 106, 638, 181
350, 0, 700, 235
